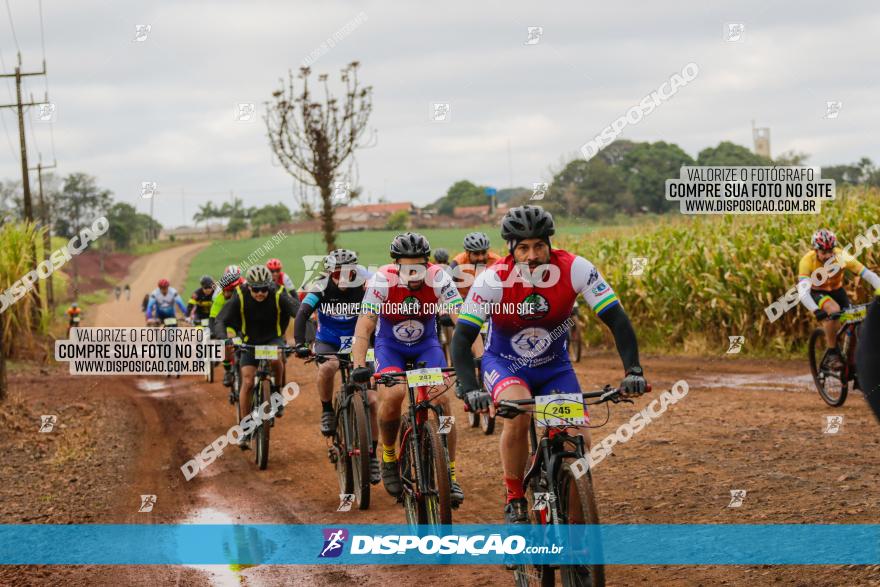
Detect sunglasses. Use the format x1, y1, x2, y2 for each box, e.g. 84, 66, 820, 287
251, 285, 270, 294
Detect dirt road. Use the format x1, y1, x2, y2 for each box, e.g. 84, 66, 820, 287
2, 243, 879, 586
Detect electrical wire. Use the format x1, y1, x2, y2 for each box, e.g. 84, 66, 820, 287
4, 0, 20, 55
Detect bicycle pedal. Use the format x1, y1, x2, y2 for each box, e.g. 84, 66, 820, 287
328, 446, 339, 464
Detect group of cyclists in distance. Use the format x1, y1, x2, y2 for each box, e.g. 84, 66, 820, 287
130, 203, 876, 525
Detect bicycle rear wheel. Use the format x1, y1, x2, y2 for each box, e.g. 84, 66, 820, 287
349, 390, 371, 510
420, 418, 452, 526
554, 460, 604, 587
254, 379, 270, 470
809, 327, 848, 407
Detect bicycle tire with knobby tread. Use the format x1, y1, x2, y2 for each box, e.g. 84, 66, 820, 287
255, 379, 270, 470
350, 390, 371, 510
808, 327, 848, 407
420, 417, 452, 526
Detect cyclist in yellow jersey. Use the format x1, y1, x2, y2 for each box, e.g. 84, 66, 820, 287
798, 228, 880, 369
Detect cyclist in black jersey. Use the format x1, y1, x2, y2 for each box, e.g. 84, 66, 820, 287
187, 275, 216, 322
213, 266, 301, 446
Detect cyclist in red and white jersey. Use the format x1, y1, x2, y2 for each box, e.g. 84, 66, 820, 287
451, 205, 647, 524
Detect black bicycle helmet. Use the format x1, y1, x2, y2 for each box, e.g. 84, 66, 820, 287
463, 232, 490, 252
500, 205, 555, 242
434, 248, 449, 264
246, 265, 273, 288
199, 275, 214, 288
390, 232, 431, 259
324, 248, 359, 271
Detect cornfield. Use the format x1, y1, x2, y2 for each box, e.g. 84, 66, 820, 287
0, 221, 47, 354
559, 186, 880, 356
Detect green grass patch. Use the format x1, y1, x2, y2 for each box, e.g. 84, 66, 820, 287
183, 224, 605, 294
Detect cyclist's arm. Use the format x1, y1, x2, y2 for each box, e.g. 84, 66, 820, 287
212, 291, 241, 339
283, 273, 295, 291
859, 268, 880, 292
294, 291, 320, 345
279, 289, 301, 328
574, 257, 641, 372
433, 266, 482, 355
452, 269, 501, 391
352, 271, 386, 367
186, 294, 197, 317
146, 297, 157, 319
174, 295, 187, 315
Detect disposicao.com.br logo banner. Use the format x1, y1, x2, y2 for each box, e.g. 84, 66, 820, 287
0, 524, 878, 565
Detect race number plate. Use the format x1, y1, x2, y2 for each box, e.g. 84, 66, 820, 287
365, 348, 375, 363
231, 337, 243, 346
163, 317, 177, 326
534, 393, 586, 426
72, 317, 80, 324
480, 321, 488, 334
200, 319, 210, 327
338, 336, 353, 354
406, 367, 443, 388
255, 345, 277, 359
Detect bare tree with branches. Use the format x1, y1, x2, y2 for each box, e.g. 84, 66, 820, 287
266, 62, 373, 251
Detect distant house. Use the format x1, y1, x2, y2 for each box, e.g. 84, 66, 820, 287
453, 205, 489, 219
334, 202, 414, 230
158, 223, 225, 240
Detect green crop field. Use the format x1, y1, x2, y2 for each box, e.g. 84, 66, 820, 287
183, 223, 602, 294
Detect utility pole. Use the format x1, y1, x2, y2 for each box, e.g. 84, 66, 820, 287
0, 54, 48, 222
29, 159, 57, 308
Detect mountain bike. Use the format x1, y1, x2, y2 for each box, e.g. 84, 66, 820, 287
466, 357, 495, 434
496, 384, 651, 587
233, 342, 293, 470
195, 318, 215, 383
67, 315, 81, 338
567, 302, 583, 363
162, 316, 182, 379
438, 322, 454, 364
308, 352, 375, 510
373, 363, 457, 526
809, 304, 867, 407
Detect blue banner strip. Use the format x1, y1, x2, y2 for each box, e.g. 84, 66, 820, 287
0, 524, 878, 565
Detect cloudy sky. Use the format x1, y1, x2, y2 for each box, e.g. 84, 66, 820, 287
1, 0, 877, 227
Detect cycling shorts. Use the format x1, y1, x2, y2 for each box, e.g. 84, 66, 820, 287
154, 306, 176, 320
239, 337, 286, 368
481, 353, 582, 403
374, 337, 446, 373
811, 287, 850, 312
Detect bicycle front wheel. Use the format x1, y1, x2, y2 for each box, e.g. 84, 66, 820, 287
554, 460, 604, 587
809, 327, 848, 407
349, 391, 371, 510
398, 418, 420, 526
420, 418, 452, 526
254, 379, 271, 470
334, 399, 354, 497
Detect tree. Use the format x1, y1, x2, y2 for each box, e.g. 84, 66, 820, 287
544, 158, 633, 219
774, 150, 810, 166
386, 210, 409, 230
596, 139, 639, 166
193, 202, 220, 233
433, 180, 486, 215
53, 173, 112, 238
250, 203, 292, 234
226, 216, 247, 238
266, 62, 374, 252
696, 141, 772, 167
621, 141, 695, 213
106, 203, 140, 249
821, 158, 877, 186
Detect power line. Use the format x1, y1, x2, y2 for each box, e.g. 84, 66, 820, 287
37, 0, 46, 65
4, 0, 20, 54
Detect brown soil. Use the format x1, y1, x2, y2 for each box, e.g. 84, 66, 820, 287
2, 242, 880, 586
66, 250, 137, 297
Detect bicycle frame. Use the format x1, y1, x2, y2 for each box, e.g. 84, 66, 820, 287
523, 424, 589, 525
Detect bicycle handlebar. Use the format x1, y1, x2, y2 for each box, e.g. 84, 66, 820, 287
305, 352, 353, 365
495, 383, 652, 419
373, 367, 458, 386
